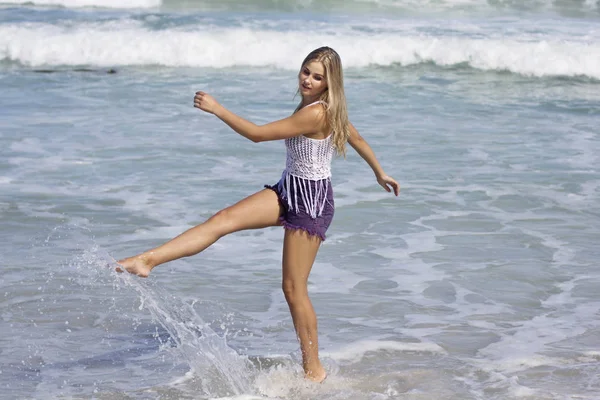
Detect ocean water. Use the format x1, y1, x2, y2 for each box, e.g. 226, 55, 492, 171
1, 0, 600, 399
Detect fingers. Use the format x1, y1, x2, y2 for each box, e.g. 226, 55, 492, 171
391, 181, 400, 196
193, 91, 213, 112
380, 175, 400, 196
382, 177, 400, 196
194, 91, 205, 104
194, 91, 208, 100
193, 94, 204, 110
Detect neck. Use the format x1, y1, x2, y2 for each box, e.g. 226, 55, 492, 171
301, 95, 321, 107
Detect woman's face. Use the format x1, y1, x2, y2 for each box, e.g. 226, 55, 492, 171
298, 61, 327, 98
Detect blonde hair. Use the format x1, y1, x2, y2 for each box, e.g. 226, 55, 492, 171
295, 46, 350, 156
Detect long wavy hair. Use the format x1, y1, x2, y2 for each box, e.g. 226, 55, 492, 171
295, 46, 350, 156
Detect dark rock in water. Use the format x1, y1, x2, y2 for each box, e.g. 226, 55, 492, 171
33, 68, 118, 74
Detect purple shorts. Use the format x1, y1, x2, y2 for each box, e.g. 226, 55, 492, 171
265, 176, 334, 241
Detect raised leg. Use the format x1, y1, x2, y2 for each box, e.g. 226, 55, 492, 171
281, 229, 327, 382
117, 188, 282, 277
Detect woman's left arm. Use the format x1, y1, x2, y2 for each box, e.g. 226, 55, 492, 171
348, 122, 400, 196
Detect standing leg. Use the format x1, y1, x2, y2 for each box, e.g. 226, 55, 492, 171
281, 229, 327, 382
117, 188, 282, 277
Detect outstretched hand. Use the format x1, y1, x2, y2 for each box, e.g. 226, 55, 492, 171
194, 91, 220, 114
377, 174, 400, 196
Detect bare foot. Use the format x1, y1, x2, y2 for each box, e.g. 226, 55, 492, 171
305, 367, 327, 383
115, 254, 154, 278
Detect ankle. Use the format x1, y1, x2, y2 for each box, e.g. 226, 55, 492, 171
138, 252, 157, 269
304, 365, 327, 382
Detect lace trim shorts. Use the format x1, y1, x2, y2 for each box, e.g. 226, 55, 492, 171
264, 176, 334, 241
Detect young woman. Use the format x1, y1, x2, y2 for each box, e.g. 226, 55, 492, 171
117, 46, 399, 383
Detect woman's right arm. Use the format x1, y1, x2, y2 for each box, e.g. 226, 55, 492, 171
194, 91, 325, 143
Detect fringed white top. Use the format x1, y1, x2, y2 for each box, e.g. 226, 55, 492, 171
280, 101, 334, 219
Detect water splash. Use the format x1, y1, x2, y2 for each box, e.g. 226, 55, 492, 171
43, 224, 255, 398
14, 224, 346, 399
114, 269, 255, 397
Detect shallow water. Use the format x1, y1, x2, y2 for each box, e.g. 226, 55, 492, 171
1, 1, 600, 399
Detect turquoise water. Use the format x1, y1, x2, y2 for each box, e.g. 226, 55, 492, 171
1, 1, 600, 399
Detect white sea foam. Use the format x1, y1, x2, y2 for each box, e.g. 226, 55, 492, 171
473, 279, 600, 377
1, 22, 599, 79
309, 262, 367, 294
326, 339, 446, 363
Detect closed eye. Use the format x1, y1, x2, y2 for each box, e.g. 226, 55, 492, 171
301, 67, 324, 81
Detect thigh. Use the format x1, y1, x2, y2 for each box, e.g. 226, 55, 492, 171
282, 229, 322, 286
215, 188, 283, 233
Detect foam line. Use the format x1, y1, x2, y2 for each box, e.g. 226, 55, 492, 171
2, 22, 599, 79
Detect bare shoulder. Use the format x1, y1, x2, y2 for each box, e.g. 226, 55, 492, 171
298, 102, 329, 139
298, 101, 327, 116
294, 102, 327, 123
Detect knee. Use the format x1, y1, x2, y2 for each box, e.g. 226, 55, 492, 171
208, 208, 237, 236
282, 278, 308, 304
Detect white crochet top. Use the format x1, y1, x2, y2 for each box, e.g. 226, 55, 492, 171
280, 101, 335, 218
